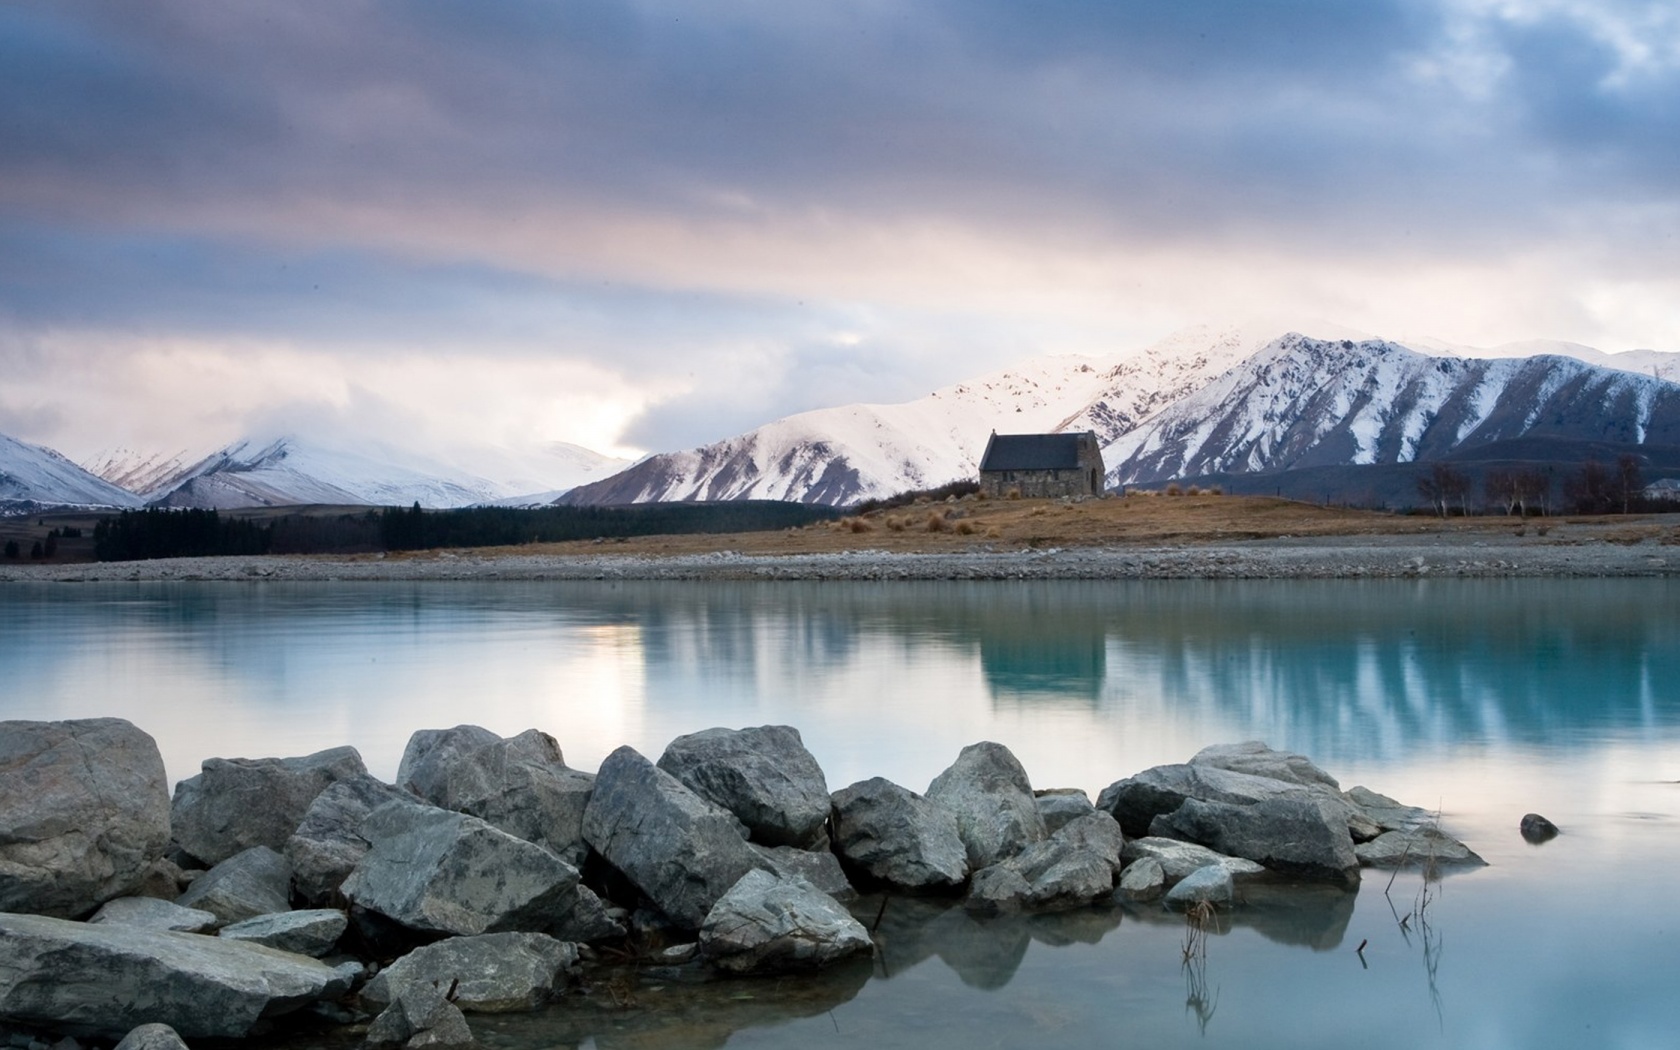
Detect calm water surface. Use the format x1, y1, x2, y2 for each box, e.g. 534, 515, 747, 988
4, 579, 1678, 1049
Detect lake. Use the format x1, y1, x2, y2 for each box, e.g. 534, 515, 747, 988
4, 578, 1678, 1049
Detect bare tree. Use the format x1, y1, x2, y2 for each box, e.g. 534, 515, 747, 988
1615, 454, 1644, 514
1484, 468, 1519, 516
1417, 463, 1470, 517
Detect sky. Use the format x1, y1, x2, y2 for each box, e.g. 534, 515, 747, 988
3, 0, 1678, 465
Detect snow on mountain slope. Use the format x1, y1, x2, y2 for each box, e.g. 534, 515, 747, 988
1403, 337, 1680, 383
0, 432, 143, 508
560, 326, 1274, 506
83, 446, 200, 497
1106, 334, 1680, 484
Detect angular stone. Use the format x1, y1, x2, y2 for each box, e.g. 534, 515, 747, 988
1117, 856, 1165, 901
962, 811, 1122, 913
0, 718, 171, 918
88, 897, 217, 933
964, 865, 1034, 915
1151, 797, 1361, 885
830, 778, 967, 892
112, 1024, 188, 1050
1034, 789, 1095, 835
581, 746, 760, 930
174, 847, 292, 927
285, 774, 415, 906
406, 1002, 475, 1049
1345, 786, 1434, 833
1189, 741, 1340, 790
550, 883, 625, 944
218, 909, 347, 957
1520, 812, 1560, 844
170, 747, 366, 868
699, 870, 872, 975
1120, 837, 1267, 883
657, 726, 831, 848
366, 980, 476, 1049
0, 912, 352, 1040
1355, 827, 1486, 868
750, 844, 856, 902
926, 742, 1046, 870
1164, 865, 1234, 909
360, 933, 579, 1014
398, 727, 594, 865
342, 800, 581, 938
1101, 759, 1378, 841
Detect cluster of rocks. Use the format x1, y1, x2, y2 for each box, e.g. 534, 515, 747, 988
0, 719, 1483, 1050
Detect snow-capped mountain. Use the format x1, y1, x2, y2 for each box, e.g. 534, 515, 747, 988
0, 432, 143, 509
82, 446, 198, 497
1106, 335, 1680, 483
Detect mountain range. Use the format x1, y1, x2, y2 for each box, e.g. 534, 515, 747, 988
4, 324, 1678, 513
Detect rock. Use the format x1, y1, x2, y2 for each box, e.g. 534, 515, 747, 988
963, 811, 1122, 913
134, 857, 191, 901
170, 747, 367, 868
1520, 812, 1560, 844
1355, 827, 1486, 868
1099, 757, 1377, 842
964, 865, 1034, 915
112, 1024, 188, 1050
829, 778, 968, 892
549, 884, 626, 944
1189, 741, 1340, 790
342, 800, 582, 938
698, 870, 872, 974
398, 727, 594, 866
657, 726, 832, 848
88, 897, 218, 933
750, 844, 856, 901
1151, 797, 1361, 886
1034, 790, 1095, 835
406, 1006, 476, 1050
926, 742, 1047, 870
218, 909, 348, 957
1117, 856, 1165, 901
1163, 865, 1235, 909
174, 847, 293, 927
1120, 837, 1267, 883
366, 980, 475, 1049
1345, 786, 1434, 833
285, 774, 416, 906
581, 746, 760, 930
360, 933, 579, 1014
0, 718, 171, 918
0, 912, 352, 1040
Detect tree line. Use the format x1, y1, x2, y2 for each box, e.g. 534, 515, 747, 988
1416, 455, 1660, 517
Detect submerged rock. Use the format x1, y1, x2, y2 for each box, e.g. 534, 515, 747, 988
361, 933, 579, 1014
1520, 812, 1560, 844
1355, 827, 1486, 868
926, 742, 1047, 870
0, 718, 171, 919
830, 777, 968, 892
1164, 865, 1235, 909
285, 774, 415, 906
170, 746, 367, 867
658, 725, 832, 848
699, 870, 872, 974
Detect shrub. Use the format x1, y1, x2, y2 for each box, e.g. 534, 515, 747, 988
1165, 482, 1183, 496
1006, 487, 1022, 500
886, 516, 906, 532
954, 520, 976, 535
925, 511, 950, 532
843, 517, 876, 533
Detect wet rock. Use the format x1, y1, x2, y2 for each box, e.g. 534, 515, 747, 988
1520, 812, 1560, 844
1120, 837, 1267, 883
1163, 865, 1235, 909
581, 746, 760, 930
286, 774, 416, 906
1355, 827, 1486, 868
0, 912, 352, 1040
88, 897, 217, 933
1034, 789, 1095, 835
699, 869, 872, 974
1117, 856, 1165, 901
926, 742, 1047, 870
1151, 797, 1361, 886
1345, 786, 1434, 833
342, 800, 582, 938
170, 746, 367, 867
174, 847, 292, 927
360, 933, 579, 1014
0, 718, 171, 918
657, 726, 831, 848
963, 811, 1122, 913
1189, 741, 1340, 790
112, 1025, 187, 1050
750, 844, 856, 901
397, 727, 594, 866
830, 777, 968, 892
965, 865, 1034, 915
218, 909, 347, 957
365, 981, 475, 1049
1100, 752, 1378, 841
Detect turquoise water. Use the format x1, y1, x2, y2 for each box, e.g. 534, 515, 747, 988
4, 579, 1678, 1048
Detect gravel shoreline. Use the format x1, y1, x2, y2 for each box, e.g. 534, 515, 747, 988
3, 532, 1676, 583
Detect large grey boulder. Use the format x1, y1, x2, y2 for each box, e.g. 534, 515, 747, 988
830, 778, 967, 892
1100, 757, 1378, 842
398, 727, 594, 865
1151, 797, 1361, 885
0, 912, 352, 1039
698, 870, 872, 974
926, 742, 1046, 870
1345, 786, 1434, 833
174, 847, 293, 927
657, 725, 831, 848
1116, 856, 1165, 901
1189, 741, 1341, 790
963, 811, 1123, 914
284, 774, 415, 906
360, 933, 579, 1013
342, 800, 582, 938
88, 896, 217, 933
171, 746, 367, 867
1120, 837, 1266, 883
218, 909, 347, 957
1355, 827, 1486, 868
113, 1024, 189, 1050
0, 718, 171, 918
581, 746, 760, 930
750, 844, 856, 902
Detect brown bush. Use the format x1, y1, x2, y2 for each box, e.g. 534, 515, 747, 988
1006, 487, 1022, 500
886, 516, 906, 532
925, 511, 950, 532
843, 517, 876, 533
1165, 482, 1183, 496
954, 520, 976, 535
